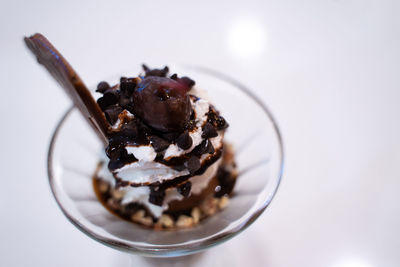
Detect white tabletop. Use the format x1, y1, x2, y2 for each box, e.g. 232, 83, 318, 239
1, 0, 399, 266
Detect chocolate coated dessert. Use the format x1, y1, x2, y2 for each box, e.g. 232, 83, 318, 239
93, 65, 237, 229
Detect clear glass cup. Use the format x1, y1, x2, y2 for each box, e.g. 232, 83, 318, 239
47, 66, 284, 261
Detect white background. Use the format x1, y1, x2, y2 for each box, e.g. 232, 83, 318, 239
1, 0, 399, 266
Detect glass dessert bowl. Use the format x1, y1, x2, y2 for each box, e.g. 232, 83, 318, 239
47, 65, 284, 257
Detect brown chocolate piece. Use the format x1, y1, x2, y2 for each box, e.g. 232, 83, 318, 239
215, 116, 229, 130
202, 122, 218, 139
104, 105, 123, 125
120, 77, 138, 96
150, 136, 170, 152
207, 107, 229, 130
24, 33, 109, 145
194, 139, 214, 155
185, 156, 201, 174
108, 148, 137, 171
215, 167, 237, 197
97, 89, 119, 111
149, 186, 166, 206
96, 81, 110, 93
176, 130, 193, 150
120, 120, 138, 138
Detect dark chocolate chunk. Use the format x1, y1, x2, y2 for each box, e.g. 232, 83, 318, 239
120, 77, 137, 96
194, 139, 207, 155
176, 130, 193, 150
202, 122, 218, 138
194, 139, 214, 155
177, 181, 192, 197
172, 164, 186, 171
143, 64, 169, 77
96, 81, 110, 93
150, 136, 170, 152
215, 167, 236, 197
149, 186, 165, 206
123, 202, 142, 214
120, 120, 138, 138
104, 105, 123, 125
119, 96, 134, 113
186, 120, 196, 131
215, 116, 229, 130
108, 148, 137, 171
97, 89, 119, 111
185, 156, 201, 174
206, 140, 215, 154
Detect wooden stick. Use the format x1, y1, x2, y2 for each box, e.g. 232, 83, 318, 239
24, 33, 109, 146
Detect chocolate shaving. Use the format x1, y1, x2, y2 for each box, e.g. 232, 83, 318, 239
202, 122, 218, 138
176, 130, 193, 150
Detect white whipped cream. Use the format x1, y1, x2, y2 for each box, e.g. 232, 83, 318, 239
113, 160, 190, 184
98, 158, 221, 218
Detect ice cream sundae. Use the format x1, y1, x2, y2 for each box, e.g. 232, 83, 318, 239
24, 33, 237, 230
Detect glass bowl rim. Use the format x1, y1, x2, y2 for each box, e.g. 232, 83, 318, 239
47, 66, 285, 257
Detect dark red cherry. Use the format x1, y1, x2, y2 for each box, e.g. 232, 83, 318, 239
133, 76, 192, 132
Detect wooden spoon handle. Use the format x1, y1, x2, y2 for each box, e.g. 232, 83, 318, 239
24, 33, 109, 146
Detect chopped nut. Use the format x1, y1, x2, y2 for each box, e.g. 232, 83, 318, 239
131, 210, 145, 222
200, 196, 218, 216
130, 210, 154, 227
140, 216, 154, 227
111, 188, 125, 200
176, 215, 194, 228
159, 214, 174, 228
218, 196, 229, 209
191, 207, 201, 224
